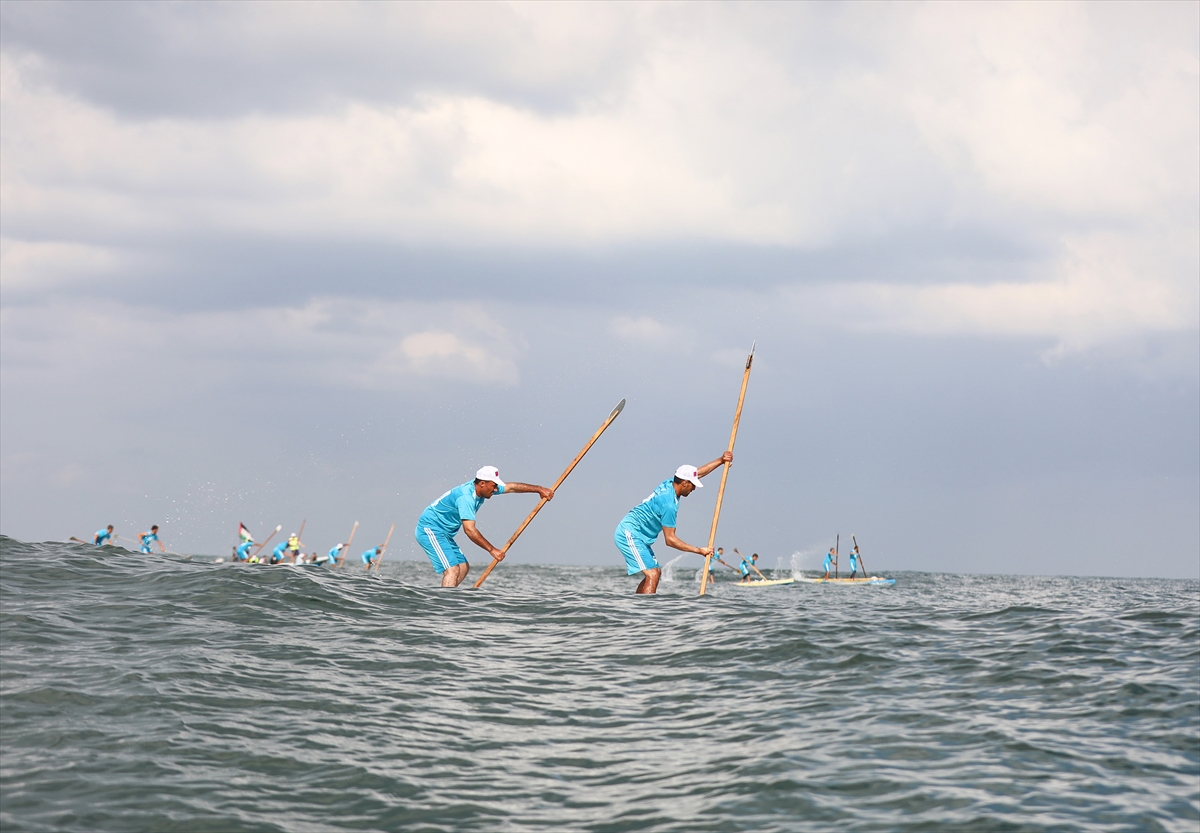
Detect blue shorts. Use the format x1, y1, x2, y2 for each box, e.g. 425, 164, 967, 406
615, 524, 659, 575
416, 525, 467, 574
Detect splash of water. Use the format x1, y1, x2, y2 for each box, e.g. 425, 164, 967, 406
661, 553, 686, 582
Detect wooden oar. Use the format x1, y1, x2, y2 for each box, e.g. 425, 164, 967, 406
372, 523, 396, 572
69, 536, 89, 544
336, 521, 359, 568
700, 345, 755, 596
251, 525, 282, 555
474, 398, 627, 589
835, 533, 839, 579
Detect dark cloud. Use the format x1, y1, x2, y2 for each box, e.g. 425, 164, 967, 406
0, 1, 641, 118
1, 228, 1047, 313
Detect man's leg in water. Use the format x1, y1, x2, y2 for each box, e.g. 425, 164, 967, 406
635, 568, 661, 594
442, 562, 470, 587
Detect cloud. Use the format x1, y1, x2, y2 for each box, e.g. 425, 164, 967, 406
610, 315, 676, 344
0, 2, 1195, 363
0, 2, 642, 118
0, 298, 523, 391
369, 330, 519, 387
788, 227, 1199, 355
0, 237, 132, 294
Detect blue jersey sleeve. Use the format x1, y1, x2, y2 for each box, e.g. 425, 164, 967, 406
658, 492, 678, 528
455, 492, 478, 523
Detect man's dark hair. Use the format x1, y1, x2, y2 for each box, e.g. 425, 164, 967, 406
151, 525, 159, 530
673, 476, 684, 485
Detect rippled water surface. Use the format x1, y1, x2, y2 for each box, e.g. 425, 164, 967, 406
1, 536, 1197, 832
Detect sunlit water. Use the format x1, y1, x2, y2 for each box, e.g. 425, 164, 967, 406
2, 536, 1197, 832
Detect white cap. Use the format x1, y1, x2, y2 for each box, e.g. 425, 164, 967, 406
475, 466, 506, 489
674, 464, 703, 488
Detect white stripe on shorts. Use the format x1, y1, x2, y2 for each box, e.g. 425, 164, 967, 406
424, 527, 450, 570
624, 527, 649, 572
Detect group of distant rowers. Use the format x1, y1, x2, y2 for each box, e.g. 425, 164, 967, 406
232, 533, 386, 570
822, 543, 867, 579
91, 524, 164, 554
87, 448, 781, 594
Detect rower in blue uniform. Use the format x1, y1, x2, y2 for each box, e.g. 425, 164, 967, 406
270, 541, 289, 564
848, 545, 861, 578
737, 550, 766, 582
415, 466, 554, 587
234, 540, 254, 562
614, 452, 731, 595
138, 525, 163, 554
361, 546, 382, 570
822, 547, 835, 579
325, 543, 346, 567
94, 525, 114, 546
707, 546, 731, 583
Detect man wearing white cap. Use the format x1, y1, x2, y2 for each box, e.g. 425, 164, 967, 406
614, 452, 733, 594
415, 466, 554, 587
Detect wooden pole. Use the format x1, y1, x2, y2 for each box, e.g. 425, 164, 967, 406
700, 345, 755, 596
474, 398, 626, 589
336, 521, 358, 568
251, 525, 282, 555
835, 534, 839, 579
852, 534, 867, 577
372, 523, 396, 571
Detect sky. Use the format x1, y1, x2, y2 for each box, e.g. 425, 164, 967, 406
1, 1, 1197, 579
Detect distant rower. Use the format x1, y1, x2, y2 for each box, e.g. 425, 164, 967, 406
822, 547, 835, 579
415, 466, 554, 587
234, 540, 254, 562
707, 546, 732, 583
138, 525, 164, 554
737, 551, 766, 582
94, 525, 114, 546
848, 544, 861, 578
361, 546, 383, 570
325, 543, 347, 567
270, 540, 289, 564
614, 453, 730, 595
286, 532, 303, 563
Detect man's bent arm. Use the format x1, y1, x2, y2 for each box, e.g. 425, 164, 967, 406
497, 482, 555, 500
697, 451, 733, 478
462, 520, 503, 560
663, 527, 712, 557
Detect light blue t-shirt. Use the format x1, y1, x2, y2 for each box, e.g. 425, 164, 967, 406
739, 559, 751, 577
823, 553, 834, 571
140, 532, 159, 553
326, 544, 343, 565
361, 548, 379, 564
419, 481, 505, 537
95, 529, 112, 546
619, 479, 680, 543
271, 542, 288, 562
236, 541, 253, 561
849, 553, 859, 572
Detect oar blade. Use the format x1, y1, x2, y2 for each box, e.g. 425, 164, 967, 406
609, 398, 626, 419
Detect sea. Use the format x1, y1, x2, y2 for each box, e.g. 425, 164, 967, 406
1, 536, 1197, 832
